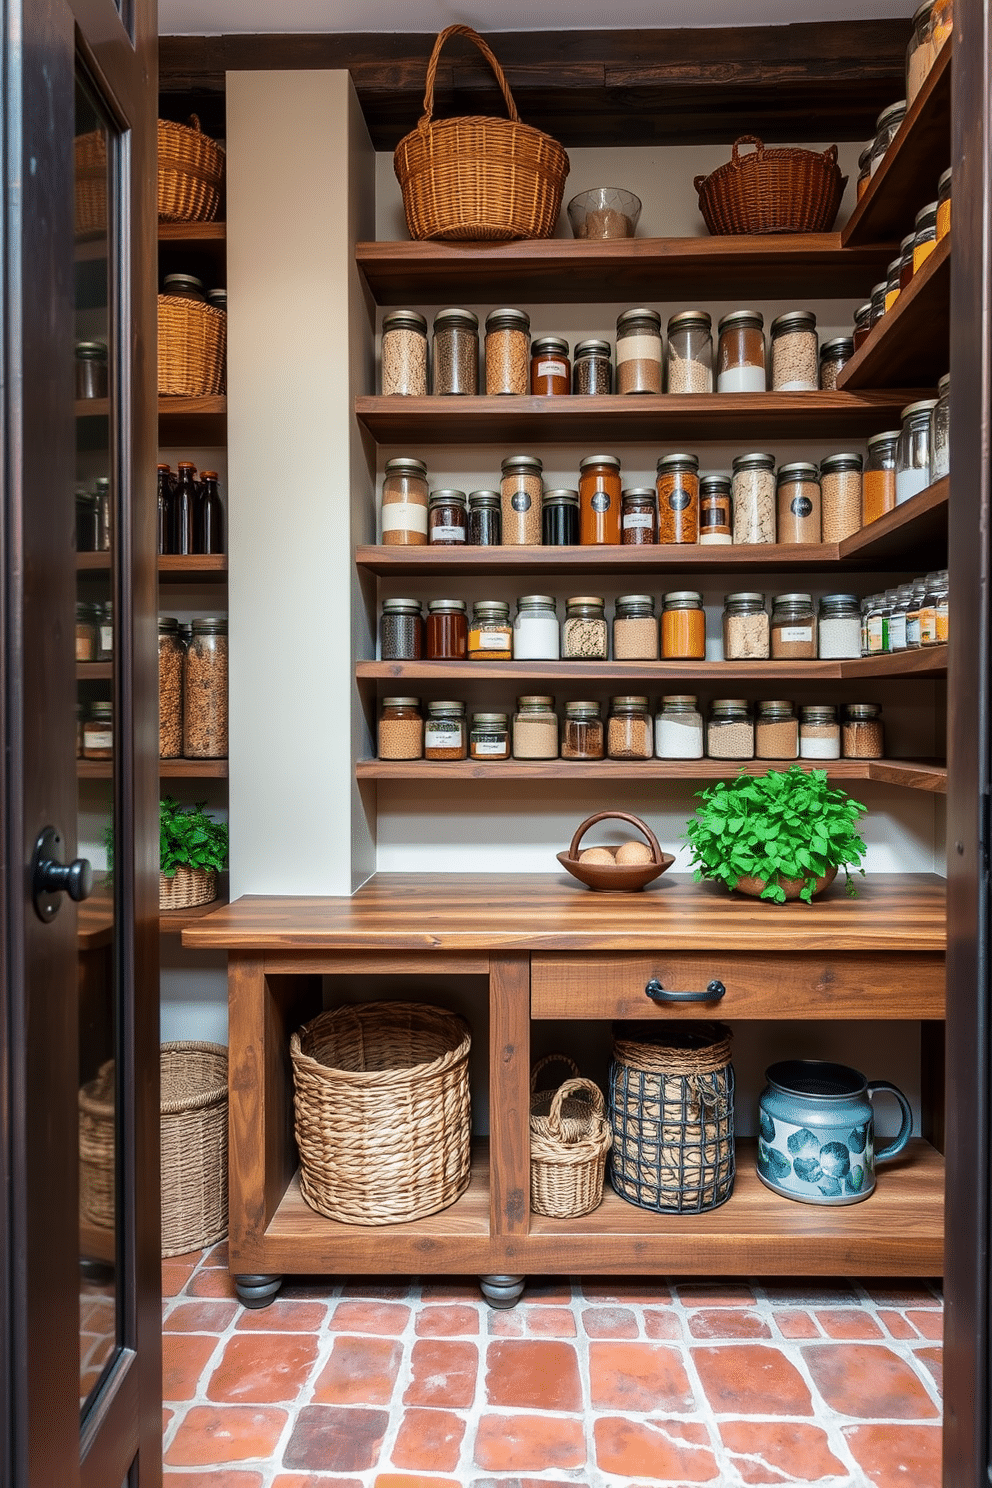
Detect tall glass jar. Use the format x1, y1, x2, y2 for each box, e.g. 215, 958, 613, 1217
912, 201, 939, 274
699, 475, 732, 546
381, 309, 428, 396
656, 453, 699, 544
818, 594, 862, 659
561, 701, 604, 760
771, 593, 817, 659
432, 309, 479, 394
869, 280, 888, 326
856, 144, 872, 200
621, 487, 658, 545
542, 489, 579, 546
707, 700, 754, 761
843, 703, 885, 759
887, 584, 911, 651
512, 696, 559, 759
501, 454, 544, 545
870, 102, 906, 175
819, 337, 854, 391
661, 591, 705, 660
863, 430, 899, 524
906, 0, 935, 103
770, 311, 818, 392
75, 340, 108, 399
899, 232, 917, 291
655, 696, 703, 760
468, 601, 512, 660
468, 490, 501, 546
799, 705, 840, 760
83, 701, 114, 760
572, 339, 613, 395
381, 456, 430, 546
905, 580, 927, 648
607, 696, 653, 759
485, 308, 530, 395
666, 311, 713, 394
94, 602, 113, 661
820, 453, 863, 543
530, 336, 570, 395
183, 617, 228, 758
379, 698, 423, 760
616, 308, 662, 394
756, 701, 798, 761
579, 454, 622, 545
158, 616, 184, 758
896, 399, 937, 502
426, 598, 468, 659
470, 713, 510, 761
930, 373, 950, 480
717, 310, 766, 393
428, 489, 468, 545
732, 453, 776, 543
884, 257, 902, 314
513, 595, 559, 660
613, 594, 658, 661
563, 597, 608, 660
776, 462, 821, 544
425, 700, 467, 760
936, 166, 952, 241
380, 598, 424, 661
722, 592, 769, 660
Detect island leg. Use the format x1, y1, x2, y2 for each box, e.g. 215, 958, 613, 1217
235, 1273, 283, 1309
479, 1274, 525, 1309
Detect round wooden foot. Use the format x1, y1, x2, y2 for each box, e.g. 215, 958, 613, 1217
479, 1273, 525, 1309
235, 1273, 283, 1309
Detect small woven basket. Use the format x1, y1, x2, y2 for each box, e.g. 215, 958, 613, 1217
158, 295, 226, 398
160, 865, 217, 912
161, 1041, 229, 1257
291, 1002, 472, 1226
79, 1060, 116, 1229
394, 24, 569, 241
158, 115, 225, 223
694, 136, 846, 236
609, 1022, 735, 1214
531, 1061, 612, 1219
75, 129, 108, 238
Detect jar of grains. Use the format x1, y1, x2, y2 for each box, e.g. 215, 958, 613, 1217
579, 454, 622, 544
485, 308, 530, 395
501, 454, 544, 545
666, 310, 713, 394
913, 201, 939, 274
819, 337, 854, 391
76, 601, 98, 662
83, 700, 114, 760
381, 310, 428, 396
183, 618, 228, 758
470, 712, 510, 760
708, 700, 754, 760
936, 166, 951, 241
722, 592, 770, 660
820, 453, 864, 542
530, 336, 570, 395
432, 309, 478, 395
717, 310, 766, 393
562, 701, 604, 760
896, 400, 937, 503
661, 591, 706, 659
426, 598, 468, 659
870, 281, 887, 326
907, 0, 935, 101
468, 489, 502, 545
884, 258, 902, 314
563, 596, 608, 659
732, 453, 777, 543
378, 697, 423, 759
513, 696, 559, 759
429, 489, 468, 545
621, 487, 658, 544
856, 144, 872, 200
656, 453, 699, 544
863, 430, 899, 523
699, 474, 733, 545
573, 339, 612, 395
468, 600, 512, 659
777, 462, 821, 545
655, 695, 704, 759
853, 304, 873, 350
542, 488, 579, 545
843, 703, 884, 759
381, 457, 429, 546
608, 696, 653, 759
756, 701, 799, 760
513, 595, 559, 660
932, 0, 952, 50
931, 373, 950, 480
770, 310, 818, 392
771, 593, 817, 659
818, 594, 863, 659
380, 598, 424, 661
158, 617, 184, 758
870, 102, 906, 176
614, 594, 659, 660
425, 700, 468, 760
799, 704, 840, 760
616, 308, 662, 394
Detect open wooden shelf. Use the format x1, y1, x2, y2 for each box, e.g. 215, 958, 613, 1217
158, 221, 226, 245
838, 234, 950, 390
75, 398, 109, 419
843, 644, 947, 678
158, 554, 228, 582
160, 893, 229, 936
77, 890, 229, 947
158, 395, 227, 447
840, 476, 948, 565
77, 662, 112, 681
77, 552, 110, 573
77, 759, 229, 779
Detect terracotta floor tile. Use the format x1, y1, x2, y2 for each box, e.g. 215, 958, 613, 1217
814, 1307, 885, 1340
165, 1299, 239, 1334
279, 1278, 339, 1300
581, 1278, 674, 1304
471, 1481, 591, 1488
487, 1310, 523, 1336
165, 1405, 288, 1466
760, 1279, 860, 1306
484, 1339, 581, 1411
163, 1333, 219, 1400
879, 1309, 920, 1340
687, 1309, 772, 1340
391, 1408, 466, 1472
915, 1346, 943, 1396
473, 1412, 585, 1472
581, 1305, 639, 1338
340, 1278, 413, 1299
802, 1343, 940, 1419
593, 1417, 718, 1482
589, 1341, 696, 1412
524, 1305, 576, 1338
843, 1423, 943, 1487
329, 1300, 411, 1335
415, 1304, 479, 1337
374, 1477, 458, 1487
692, 1344, 813, 1417
235, 1300, 330, 1332
644, 1308, 682, 1340
162, 1259, 199, 1298
312, 1335, 403, 1406
283, 1405, 389, 1473
404, 1340, 479, 1409
162, 1473, 264, 1487
206, 1332, 320, 1404
862, 1281, 941, 1308
720, 1420, 847, 1484
677, 1282, 756, 1307
907, 1309, 944, 1340
517, 1277, 573, 1304
773, 1309, 821, 1339
186, 1267, 238, 1300
420, 1278, 483, 1301
273, 1478, 364, 1487
203, 1240, 230, 1268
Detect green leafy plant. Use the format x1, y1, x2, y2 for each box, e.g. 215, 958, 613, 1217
160, 797, 228, 878
684, 766, 867, 903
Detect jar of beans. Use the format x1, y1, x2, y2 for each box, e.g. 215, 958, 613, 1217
699, 475, 732, 545
542, 489, 579, 545
616, 308, 662, 394
432, 309, 478, 395
573, 339, 612, 395
655, 695, 704, 759
777, 462, 821, 544
501, 454, 544, 545
381, 457, 429, 546
513, 595, 559, 660
661, 591, 706, 659
717, 310, 765, 393
770, 310, 818, 392
83, 700, 114, 760
771, 593, 817, 659
722, 592, 769, 660
579, 454, 622, 544
562, 701, 604, 760
667, 310, 713, 393
425, 700, 468, 760
429, 489, 468, 545
613, 594, 659, 660
864, 430, 899, 524
380, 598, 424, 661
799, 705, 840, 760
819, 454, 863, 543
530, 336, 570, 395
468, 600, 512, 659
426, 598, 468, 659
656, 452, 699, 544
755, 700, 799, 760
843, 703, 884, 759
818, 594, 862, 659
158, 617, 184, 758
819, 337, 854, 391
732, 453, 776, 543
563, 596, 608, 660
607, 696, 653, 759
707, 700, 754, 760
485, 308, 530, 395
621, 487, 657, 544
513, 696, 559, 758
184, 618, 229, 758
470, 712, 510, 761
468, 490, 502, 545
379, 697, 423, 760
381, 310, 428, 396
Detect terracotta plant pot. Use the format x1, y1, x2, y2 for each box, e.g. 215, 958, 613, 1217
733, 866, 838, 901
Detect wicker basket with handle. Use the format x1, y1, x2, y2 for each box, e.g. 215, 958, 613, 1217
158, 115, 225, 223
158, 295, 226, 398
531, 1064, 612, 1219
394, 24, 569, 241
694, 136, 845, 236
160, 865, 217, 912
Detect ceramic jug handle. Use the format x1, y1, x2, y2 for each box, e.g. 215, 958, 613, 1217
867, 1081, 913, 1163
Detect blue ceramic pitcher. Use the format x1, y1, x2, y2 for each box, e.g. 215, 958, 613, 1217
757, 1059, 913, 1205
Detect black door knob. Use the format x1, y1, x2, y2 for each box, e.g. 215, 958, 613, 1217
31, 826, 93, 922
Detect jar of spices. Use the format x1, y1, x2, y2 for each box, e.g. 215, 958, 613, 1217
614, 594, 659, 661
896, 400, 937, 503
853, 304, 873, 350
485, 308, 530, 395
656, 453, 699, 544
907, 0, 935, 103
776, 462, 821, 545
468, 489, 502, 546
429, 489, 468, 545
381, 457, 429, 546
931, 374, 950, 484
530, 336, 570, 396
97, 601, 113, 661
512, 696, 558, 759
378, 697, 423, 760
655, 695, 703, 760
932, 0, 952, 50
76, 490, 100, 552
75, 340, 108, 400
820, 453, 863, 542
731, 453, 776, 543
717, 310, 766, 393
920, 573, 948, 646
470, 712, 510, 761
661, 591, 706, 660
936, 166, 952, 241
864, 431, 899, 524
819, 337, 854, 391
666, 311, 713, 394
513, 595, 559, 660
621, 487, 658, 545
870, 102, 906, 175
432, 309, 479, 395
843, 703, 885, 759
616, 308, 662, 395
75, 600, 99, 662
380, 598, 424, 661
800, 705, 840, 760
563, 596, 608, 660
912, 201, 939, 274
898, 232, 917, 291
608, 696, 653, 759
722, 592, 769, 661
770, 310, 818, 392
158, 617, 184, 758
381, 310, 428, 396
184, 618, 228, 758
856, 144, 872, 200
501, 454, 544, 545
468, 601, 512, 660
83, 700, 114, 760
869, 281, 888, 327
579, 454, 622, 545
163, 272, 205, 301
771, 593, 817, 659
756, 701, 799, 760
708, 700, 754, 761
425, 700, 468, 760
865, 592, 891, 655
561, 701, 604, 760
818, 594, 862, 659
699, 474, 732, 546
572, 339, 613, 395
542, 489, 579, 546
426, 599, 468, 659
884, 258, 902, 314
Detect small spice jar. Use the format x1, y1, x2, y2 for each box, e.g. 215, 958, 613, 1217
896, 399, 937, 503
770, 310, 818, 392
616, 308, 663, 395
818, 594, 863, 659
843, 703, 885, 759
563, 596, 608, 660
865, 592, 891, 655
666, 310, 713, 394
75, 340, 108, 400
869, 280, 888, 327
542, 489, 579, 546
530, 336, 570, 396
426, 599, 468, 659
513, 595, 559, 660
561, 701, 604, 760
820, 453, 863, 543
907, 0, 935, 103
936, 166, 952, 241
76, 601, 98, 662
501, 454, 544, 545
468, 490, 502, 546
732, 453, 776, 544
381, 310, 428, 396
853, 304, 873, 350
717, 310, 766, 393
183, 618, 228, 759
888, 583, 913, 651
432, 309, 479, 395
756, 701, 799, 761
425, 700, 468, 760
163, 272, 205, 301
468, 601, 512, 659
429, 489, 468, 545
863, 430, 899, 524
931, 373, 950, 481
800, 704, 840, 760
613, 594, 659, 660
856, 144, 872, 200
573, 339, 613, 395
655, 695, 703, 760
722, 592, 769, 661
83, 700, 114, 760
661, 591, 706, 660
470, 712, 510, 760
819, 337, 854, 391
899, 231, 917, 291
912, 201, 939, 274
579, 454, 622, 545
381, 457, 430, 546
96, 601, 113, 661
699, 475, 732, 546
380, 598, 424, 661
771, 593, 817, 659
512, 696, 559, 759
656, 453, 699, 545
379, 698, 423, 759
870, 101, 906, 175
158, 617, 185, 758
608, 696, 653, 760
485, 308, 530, 395
884, 258, 902, 314
707, 700, 754, 760
905, 581, 926, 648
621, 487, 658, 545
776, 462, 821, 545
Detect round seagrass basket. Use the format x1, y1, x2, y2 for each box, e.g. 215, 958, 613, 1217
79, 1060, 116, 1229
530, 1058, 612, 1219
159, 865, 217, 912
158, 296, 226, 398
158, 115, 225, 223
695, 136, 845, 235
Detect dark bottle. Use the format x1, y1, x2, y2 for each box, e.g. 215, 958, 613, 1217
157, 463, 175, 554
196, 470, 226, 554
174, 461, 198, 556
542, 488, 579, 546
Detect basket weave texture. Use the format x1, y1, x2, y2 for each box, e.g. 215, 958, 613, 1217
160, 865, 217, 911
291, 1002, 472, 1226
158, 116, 225, 223
394, 24, 569, 241
158, 295, 226, 398
530, 1057, 612, 1219
609, 1022, 735, 1214
75, 130, 108, 238
79, 1060, 116, 1229
694, 136, 845, 236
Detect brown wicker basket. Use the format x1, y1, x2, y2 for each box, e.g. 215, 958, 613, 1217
158, 295, 226, 398
394, 25, 569, 241
79, 1060, 116, 1229
291, 1002, 472, 1226
160, 865, 217, 912
75, 129, 108, 239
158, 115, 225, 223
694, 136, 846, 236
531, 1064, 612, 1219
161, 1041, 229, 1257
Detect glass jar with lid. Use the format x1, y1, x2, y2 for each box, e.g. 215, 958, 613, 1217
820, 453, 863, 543
75, 340, 108, 400
853, 304, 873, 350
563, 596, 608, 660
76, 601, 98, 662
561, 701, 604, 760
863, 431, 899, 524
722, 592, 769, 660
572, 339, 613, 395
887, 584, 913, 651
157, 470, 174, 556
513, 595, 559, 660
379, 698, 423, 759
661, 591, 706, 660
429, 489, 468, 545
381, 457, 430, 546
717, 310, 766, 393
607, 696, 653, 759
907, 0, 935, 102
655, 695, 703, 760
771, 593, 817, 659
485, 308, 530, 395
869, 280, 888, 326
777, 463, 821, 544
856, 144, 872, 200
380, 598, 424, 661
83, 700, 114, 760
530, 336, 570, 395
501, 454, 543, 545
732, 452, 776, 543
468, 490, 501, 546
470, 712, 510, 761
904, 581, 927, 648
898, 232, 917, 292
512, 696, 558, 759
819, 337, 854, 391
865, 592, 891, 655
579, 454, 622, 544
912, 201, 939, 274
426, 598, 468, 659
163, 272, 205, 301
896, 400, 937, 502
843, 703, 885, 759
158, 616, 185, 758
931, 373, 950, 480
756, 701, 799, 761
425, 700, 468, 760
707, 700, 754, 760
666, 311, 713, 394
656, 453, 699, 544
97, 601, 113, 661
818, 594, 862, 659
94, 476, 111, 552
542, 489, 579, 546
468, 600, 512, 659
800, 705, 840, 760
932, 0, 952, 50
616, 308, 662, 394
770, 310, 818, 392
699, 475, 732, 545
621, 488, 657, 545
613, 594, 659, 661
870, 101, 906, 175
884, 257, 903, 314
381, 309, 428, 396
183, 618, 228, 759
432, 309, 479, 395
920, 573, 948, 646
936, 166, 952, 241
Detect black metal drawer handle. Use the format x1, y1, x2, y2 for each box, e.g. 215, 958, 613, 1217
645, 977, 726, 1004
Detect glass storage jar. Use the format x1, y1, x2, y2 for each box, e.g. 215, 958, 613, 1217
501, 454, 544, 545
864, 430, 899, 523
512, 696, 559, 759
468, 489, 502, 546
513, 595, 559, 660
656, 453, 699, 544
613, 594, 659, 660
655, 695, 704, 759
899, 232, 917, 291
843, 703, 885, 759
932, 0, 952, 50
905, 581, 926, 648
856, 144, 872, 200
94, 476, 111, 552
770, 310, 818, 391
771, 592, 817, 659
470, 712, 510, 760
183, 618, 228, 758
732, 452, 776, 543
666, 310, 713, 394
196, 470, 225, 556
853, 304, 873, 350
573, 338, 613, 395
912, 201, 939, 274
530, 336, 570, 395
77, 490, 100, 552
579, 454, 622, 545
381, 309, 428, 396
896, 399, 937, 502
163, 272, 205, 301
426, 598, 468, 659
818, 593, 863, 659
378, 697, 423, 759
485, 308, 530, 395
717, 310, 766, 393
819, 337, 854, 391
75, 340, 108, 400
708, 700, 754, 760
563, 596, 608, 659
930, 373, 950, 480
756, 701, 799, 760
561, 701, 604, 760
920, 573, 948, 646
776, 462, 821, 544
381, 457, 429, 546
722, 592, 769, 660
432, 308, 479, 394
621, 487, 658, 545
661, 591, 706, 659
884, 257, 903, 314
380, 598, 424, 661
820, 453, 863, 542
699, 474, 732, 545
865, 592, 891, 654
799, 704, 841, 760
158, 617, 184, 758
869, 280, 888, 326
907, 0, 935, 103
468, 600, 512, 659
429, 489, 468, 545
607, 696, 653, 760
97, 601, 113, 661
425, 700, 467, 760
616, 308, 662, 394
156, 464, 174, 555
76, 601, 98, 662
887, 583, 913, 651
542, 488, 579, 546
870, 102, 906, 175
936, 165, 952, 240
172, 464, 197, 557
83, 700, 114, 760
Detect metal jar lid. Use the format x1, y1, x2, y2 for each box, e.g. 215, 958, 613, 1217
718, 309, 764, 333
516, 695, 555, 709
819, 452, 863, 475
938, 165, 952, 192
656, 452, 699, 474
566, 595, 605, 611
875, 100, 907, 131
866, 429, 900, 451
801, 704, 838, 722
163, 272, 205, 295
191, 617, 227, 633
75, 340, 107, 360
501, 454, 544, 476
711, 699, 750, 714
845, 702, 882, 719
428, 699, 465, 715
663, 590, 703, 607
732, 451, 776, 471
485, 307, 530, 333
574, 338, 612, 358
758, 700, 795, 716
772, 592, 813, 607
724, 591, 765, 607
777, 461, 820, 483
516, 595, 556, 610
543, 488, 579, 505
610, 695, 649, 710
158, 616, 180, 632
914, 200, 939, 227
854, 303, 872, 323
579, 453, 621, 470
384, 456, 428, 478
472, 600, 510, 619
565, 700, 601, 716
383, 309, 428, 334
531, 335, 569, 357
382, 598, 423, 614
617, 307, 661, 332
660, 694, 699, 708
472, 712, 509, 726
433, 307, 479, 330
820, 593, 860, 612
667, 309, 711, 333
429, 488, 467, 506
622, 486, 656, 501
206, 288, 227, 310
770, 310, 817, 336
382, 697, 420, 708
90, 701, 114, 719
937, 372, 950, 396
428, 598, 467, 612
469, 489, 501, 505
900, 398, 938, 421
820, 336, 854, 360
616, 593, 655, 613
700, 474, 732, 496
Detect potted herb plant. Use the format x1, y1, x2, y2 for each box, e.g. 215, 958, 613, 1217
159, 797, 229, 911
684, 766, 867, 903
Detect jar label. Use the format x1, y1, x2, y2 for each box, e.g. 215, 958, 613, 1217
473, 736, 506, 754
920, 615, 939, 644
906, 617, 921, 646
591, 493, 611, 512
623, 513, 654, 529
536, 360, 567, 379
668, 490, 692, 512
476, 630, 510, 650
616, 334, 661, 362
424, 724, 461, 748
779, 626, 813, 642
701, 506, 730, 527
511, 491, 532, 512
382, 502, 428, 535
431, 525, 465, 541
99, 625, 113, 651
85, 729, 113, 750
789, 496, 814, 518
888, 614, 907, 648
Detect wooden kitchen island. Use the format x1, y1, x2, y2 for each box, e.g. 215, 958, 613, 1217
183, 873, 946, 1307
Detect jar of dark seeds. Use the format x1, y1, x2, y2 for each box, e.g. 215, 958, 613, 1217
183, 617, 228, 758
616, 308, 662, 394
485, 309, 530, 395
468, 490, 502, 545
429, 489, 468, 545
707, 700, 754, 760
381, 309, 428, 396
722, 592, 769, 660
158, 617, 184, 758
425, 700, 467, 760
563, 596, 608, 660
607, 696, 653, 760
699, 475, 732, 545
776, 462, 821, 544
842, 703, 884, 758
501, 454, 544, 545
770, 310, 818, 392
380, 598, 424, 661
732, 453, 776, 543
561, 701, 604, 760
379, 697, 423, 760
573, 339, 613, 395
755, 700, 798, 760
771, 593, 817, 659
621, 487, 658, 545
819, 336, 854, 391
432, 308, 479, 395
542, 489, 579, 546
470, 712, 510, 761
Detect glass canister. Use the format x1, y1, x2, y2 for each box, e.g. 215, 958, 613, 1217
613, 594, 659, 660
183, 617, 228, 759
425, 700, 468, 760
381, 309, 428, 396
563, 596, 608, 660
656, 453, 699, 544
485, 308, 530, 395
513, 595, 560, 660
573, 339, 613, 395
899, 232, 917, 291
512, 696, 559, 759
468, 490, 502, 545
869, 281, 888, 327
699, 474, 732, 546
896, 399, 937, 502
936, 166, 952, 241
771, 593, 817, 659
158, 616, 184, 758
756, 701, 799, 761
770, 310, 818, 392
542, 489, 579, 546
621, 487, 658, 545
717, 310, 766, 393
501, 454, 544, 545
722, 592, 769, 661
381, 456, 430, 546
155, 464, 174, 556
887, 583, 913, 652
530, 335, 570, 396
426, 598, 468, 659
661, 591, 706, 660
83, 700, 114, 760
378, 698, 423, 760
800, 704, 841, 760
616, 308, 662, 395
870, 102, 907, 176
907, 0, 935, 103
468, 600, 512, 659
932, 0, 952, 50
428, 489, 468, 545
97, 601, 113, 661
820, 453, 863, 543
776, 462, 821, 544
666, 310, 713, 394
74, 340, 108, 400
380, 598, 424, 661
818, 594, 862, 659
579, 454, 622, 544
163, 272, 205, 301
707, 700, 754, 760
561, 701, 604, 760
432, 308, 479, 395
912, 201, 939, 274
75, 601, 98, 662
470, 713, 510, 761
843, 703, 885, 759
884, 257, 902, 314
865, 592, 891, 655
931, 373, 950, 480
732, 453, 776, 543
853, 304, 872, 350
655, 695, 704, 760
607, 696, 653, 759
863, 430, 899, 523
819, 337, 854, 391
856, 144, 872, 200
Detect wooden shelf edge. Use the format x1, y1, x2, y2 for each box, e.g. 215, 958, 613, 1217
158, 554, 228, 580
837, 235, 950, 392
358, 653, 946, 682
841, 644, 947, 678
160, 892, 229, 935
78, 760, 229, 779
157, 394, 227, 416
839, 477, 948, 561
158, 221, 226, 242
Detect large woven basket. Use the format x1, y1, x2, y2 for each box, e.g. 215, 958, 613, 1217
158, 116, 225, 223
694, 136, 845, 236
609, 1022, 735, 1214
79, 1060, 116, 1229
531, 1063, 612, 1219
158, 296, 226, 397
394, 25, 569, 241
160, 865, 217, 912
291, 1002, 472, 1225
75, 129, 108, 238
161, 1042, 229, 1257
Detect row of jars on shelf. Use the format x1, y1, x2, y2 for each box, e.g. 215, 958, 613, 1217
381, 306, 853, 399
851, 176, 951, 348
377, 695, 885, 763
853, 0, 952, 202
157, 617, 229, 759
157, 461, 226, 556
161, 273, 227, 310
863, 572, 948, 653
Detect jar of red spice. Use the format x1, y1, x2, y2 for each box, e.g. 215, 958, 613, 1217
579, 454, 622, 544
530, 336, 570, 395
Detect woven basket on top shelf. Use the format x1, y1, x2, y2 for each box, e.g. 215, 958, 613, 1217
75, 129, 108, 238
158, 115, 225, 223
160, 865, 217, 912
158, 295, 226, 398
530, 1057, 612, 1219
694, 136, 846, 235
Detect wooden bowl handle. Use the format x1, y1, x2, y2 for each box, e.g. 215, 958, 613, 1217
567, 811, 664, 864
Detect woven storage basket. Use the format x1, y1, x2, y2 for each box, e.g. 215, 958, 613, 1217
158, 295, 226, 397
75, 129, 108, 238
694, 136, 845, 235
394, 24, 569, 241
530, 1054, 598, 1138
531, 1065, 612, 1219
609, 1021, 735, 1214
291, 1002, 472, 1225
79, 1060, 116, 1229
161, 1042, 229, 1256
158, 115, 225, 223
160, 865, 217, 912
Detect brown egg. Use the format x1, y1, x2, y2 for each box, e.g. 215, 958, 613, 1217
579, 846, 616, 865
615, 839, 654, 865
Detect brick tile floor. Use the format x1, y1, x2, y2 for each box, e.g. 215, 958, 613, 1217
162, 1246, 942, 1486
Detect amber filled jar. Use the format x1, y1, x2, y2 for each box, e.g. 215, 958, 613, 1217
661, 591, 705, 659
381, 457, 429, 546
771, 593, 817, 659
485, 308, 530, 395
381, 310, 428, 396
856, 144, 872, 200
863, 430, 899, 524
913, 202, 938, 274
573, 339, 613, 395
898, 232, 917, 291
83, 701, 114, 760
512, 696, 559, 759
843, 702, 885, 759
699, 475, 732, 546
579, 454, 622, 545
853, 304, 872, 350
616, 308, 662, 394
770, 310, 818, 392
819, 337, 854, 391
936, 166, 952, 241
468, 600, 512, 659
756, 701, 799, 761
158, 617, 184, 758
656, 453, 699, 544
425, 701, 468, 760
621, 487, 657, 545
732, 453, 776, 545
76, 601, 98, 662
530, 336, 570, 395
380, 598, 424, 661
468, 490, 501, 546
563, 596, 608, 660
470, 713, 510, 760
426, 599, 468, 659
607, 696, 653, 760
717, 310, 765, 393
542, 489, 579, 546
379, 698, 423, 760
183, 618, 228, 759
776, 462, 821, 544
561, 702, 604, 760
932, 0, 952, 49
613, 594, 659, 660
501, 454, 544, 545
707, 700, 754, 760
820, 453, 864, 543
667, 310, 713, 394
428, 489, 468, 545
432, 309, 479, 395
884, 257, 902, 314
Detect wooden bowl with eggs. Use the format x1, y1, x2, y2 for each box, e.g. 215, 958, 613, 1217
557, 811, 676, 892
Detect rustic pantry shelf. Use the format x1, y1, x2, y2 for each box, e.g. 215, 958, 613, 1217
77, 892, 230, 948
158, 394, 227, 447
839, 476, 948, 564
77, 662, 112, 681
77, 759, 229, 780
837, 234, 950, 390
158, 554, 228, 582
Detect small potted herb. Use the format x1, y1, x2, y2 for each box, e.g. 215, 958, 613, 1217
684, 766, 867, 903
159, 797, 228, 911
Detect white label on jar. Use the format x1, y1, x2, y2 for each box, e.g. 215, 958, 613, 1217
776, 378, 818, 392
431, 525, 465, 542
477, 631, 509, 649
513, 617, 560, 659
623, 512, 654, 529
99, 625, 113, 651
616, 334, 661, 362
888, 613, 907, 649
536, 359, 567, 379
474, 737, 506, 755
425, 724, 461, 749
85, 730, 113, 750
920, 616, 939, 644
717, 366, 766, 394
382, 502, 428, 535
800, 736, 841, 759
779, 626, 813, 642
906, 616, 921, 646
